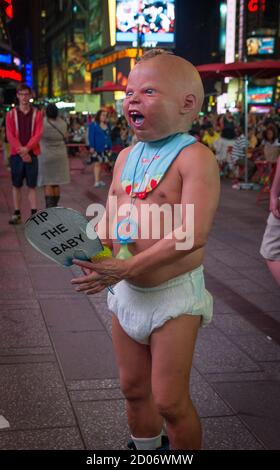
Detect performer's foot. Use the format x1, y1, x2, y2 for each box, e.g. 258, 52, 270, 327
127, 435, 170, 451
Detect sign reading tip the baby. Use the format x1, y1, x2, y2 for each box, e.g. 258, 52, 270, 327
24, 207, 103, 267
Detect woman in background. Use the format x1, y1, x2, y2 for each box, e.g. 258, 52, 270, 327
38, 103, 70, 207
88, 109, 112, 188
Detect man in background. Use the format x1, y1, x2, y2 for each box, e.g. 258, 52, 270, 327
6, 83, 43, 224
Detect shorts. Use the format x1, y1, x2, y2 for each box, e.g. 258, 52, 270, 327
90, 150, 111, 164
260, 212, 280, 261
10, 154, 38, 188
107, 265, 213, 344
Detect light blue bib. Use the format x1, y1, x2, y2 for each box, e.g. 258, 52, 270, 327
121, 133, 196, 198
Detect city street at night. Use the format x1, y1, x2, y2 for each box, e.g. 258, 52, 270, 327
0, 0, 280, 458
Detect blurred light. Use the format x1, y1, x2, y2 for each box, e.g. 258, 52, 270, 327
220, 3, 227, 16
73, 4, 78, 13
4, 0, 13, 19
225, 0, 236, 64
56, 101, 76, 109
29, 98, 34, 103
0, 69, 22, 81
41, 9, 46, 17
13, 57, 21, 68
0, 53, 11, 64
114, 91, 126, 100
108, 0, 116, 46
25, 63, 33, 88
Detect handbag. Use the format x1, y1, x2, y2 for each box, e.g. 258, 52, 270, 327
47, 118, 67, 144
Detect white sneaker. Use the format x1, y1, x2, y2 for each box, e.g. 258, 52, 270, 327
94, 181, 106, 188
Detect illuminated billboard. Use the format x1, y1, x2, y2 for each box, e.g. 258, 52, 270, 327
248, 86, 274, 104
116, 0, 175, 46
246, 37, 275, 55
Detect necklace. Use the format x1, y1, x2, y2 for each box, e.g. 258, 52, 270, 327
115, 140, 167, 250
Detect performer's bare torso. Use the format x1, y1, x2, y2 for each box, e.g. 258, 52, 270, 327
110, 147, 204, 287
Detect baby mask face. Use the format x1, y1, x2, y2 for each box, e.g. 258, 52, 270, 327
124, 60, 184, 142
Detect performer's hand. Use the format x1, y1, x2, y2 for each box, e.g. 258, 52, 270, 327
71, 257, 130, 295
270, 195, 280, 219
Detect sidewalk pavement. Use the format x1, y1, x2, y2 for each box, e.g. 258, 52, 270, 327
0, 156, 280, 450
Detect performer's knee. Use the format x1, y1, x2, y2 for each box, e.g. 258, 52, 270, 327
120, 374, 150, 403
154, 393, 191, 422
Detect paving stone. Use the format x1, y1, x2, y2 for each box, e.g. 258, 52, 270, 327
213, 314, 261, 335
0, 308, 51, 348
88, 292, 112, 336
204, 370, 270, 383
0, 346, 53, 356
205, 237, 229, 251
219, 278, 269, 295
231, 333, 280, 361
0, 363, 76, 430
193, 328, 260, 373
212, 381, 280, 449
0, 255, 33, 300
74, 400, 128, 450
244, 293, 280, 312
70, 388, 124, 402
202, 416, 265, 450
0, 427, 84, 450
67, 378, 120, 391
213, 298, 239, 314
265, 311, 280, 322
260, 362, 280, 379
236, 267, 280, 294
0, 289, 35, 300
28, 266, 75, 292
0, 230, 20, 251
204, 255, 242, 281
0, 252, 27, 269
190, 369, 233, 417
49, 330, 118, 381
0, 354, 55, 365
0, 299, 40, 309
39, 297, 104, 332
210, 248, 263, 268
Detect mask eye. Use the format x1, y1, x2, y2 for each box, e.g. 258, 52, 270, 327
126, 90, 133, 97
145, 89, 155, 95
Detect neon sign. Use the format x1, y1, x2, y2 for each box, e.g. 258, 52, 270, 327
0, 53, 12, 64
0, 69, 22, 81
3, 0, 13, 18
247, 0, 266, 13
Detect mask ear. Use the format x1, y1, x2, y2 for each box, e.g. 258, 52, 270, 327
181, 94, 196, 115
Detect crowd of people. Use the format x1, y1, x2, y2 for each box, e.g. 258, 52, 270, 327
189, 108, 280, 185
2, 85, 280, 195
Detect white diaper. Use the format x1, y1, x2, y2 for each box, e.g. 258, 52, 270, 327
107, 265, 213, 344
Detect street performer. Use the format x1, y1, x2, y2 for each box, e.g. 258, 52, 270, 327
71, 50, 220, 450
